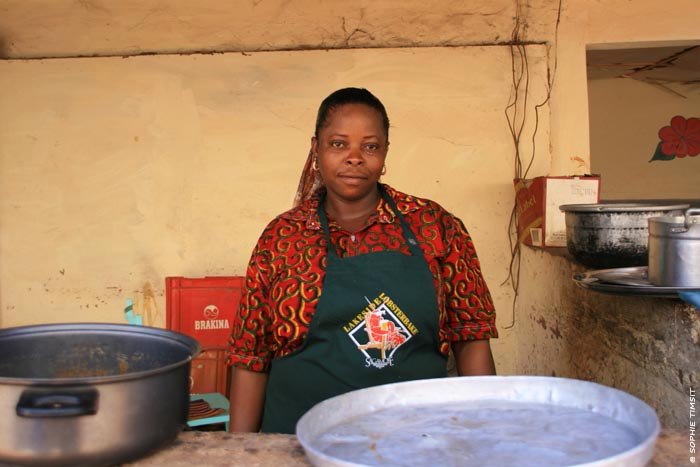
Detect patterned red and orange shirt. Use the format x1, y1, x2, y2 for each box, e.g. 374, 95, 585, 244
227, 184, 497, 372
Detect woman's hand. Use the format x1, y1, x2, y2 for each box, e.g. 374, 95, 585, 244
228, 367, 268, 432
452, 339, 496, 376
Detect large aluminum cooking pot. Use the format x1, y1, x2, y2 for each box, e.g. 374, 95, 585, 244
297, 376, 659, 467
560, 203, 688, 269
648, 207, 700, 287
0, 323, 200, 466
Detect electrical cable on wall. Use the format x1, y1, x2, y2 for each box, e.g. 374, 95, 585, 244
502, 0, 562, 329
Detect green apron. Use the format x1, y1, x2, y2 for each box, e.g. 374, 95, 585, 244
261, 185, 447, 433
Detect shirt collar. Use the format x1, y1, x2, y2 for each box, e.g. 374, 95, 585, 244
280, 184, 418, 231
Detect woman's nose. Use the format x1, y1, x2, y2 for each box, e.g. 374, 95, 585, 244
345, 146, 363, 164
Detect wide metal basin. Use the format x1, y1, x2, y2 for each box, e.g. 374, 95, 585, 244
296, 376, 659, 467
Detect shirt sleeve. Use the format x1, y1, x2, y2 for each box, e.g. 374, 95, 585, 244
227, 229, 275, 372
440, 211, 498, 341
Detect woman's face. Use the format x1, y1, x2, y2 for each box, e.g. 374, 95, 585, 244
312, 103, 388, 204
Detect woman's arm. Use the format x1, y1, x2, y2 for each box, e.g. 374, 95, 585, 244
437, 211, 498, 353
452, 339, 496, 376
228, 367, 268, 432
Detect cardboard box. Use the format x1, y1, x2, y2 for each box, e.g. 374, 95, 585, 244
514, 176, 601, 247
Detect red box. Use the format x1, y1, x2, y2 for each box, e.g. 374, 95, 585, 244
514, 176, 600, 247
189, 348, 230, 395
166, 276, 244, 349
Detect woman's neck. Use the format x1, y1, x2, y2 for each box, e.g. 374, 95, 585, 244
324, 189, 381, 233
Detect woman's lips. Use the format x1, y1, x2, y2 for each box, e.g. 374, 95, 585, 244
338, 174, 368, 185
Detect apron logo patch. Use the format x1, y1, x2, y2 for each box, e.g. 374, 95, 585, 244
344, 293, 418, 369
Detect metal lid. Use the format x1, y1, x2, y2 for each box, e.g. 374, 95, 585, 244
648, 208, 700, 233
560, 203, 689, 213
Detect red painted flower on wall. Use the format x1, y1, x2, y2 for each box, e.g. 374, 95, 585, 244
651, 115, 700, 161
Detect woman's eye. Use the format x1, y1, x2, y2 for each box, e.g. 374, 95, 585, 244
330, 141, 345, 149
364, 144, 379, 152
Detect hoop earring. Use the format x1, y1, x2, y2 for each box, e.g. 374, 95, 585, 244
381, 165, 387, 176
312, 157, 319, 172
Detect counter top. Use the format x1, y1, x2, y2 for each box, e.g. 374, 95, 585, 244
128, 428, 690, 466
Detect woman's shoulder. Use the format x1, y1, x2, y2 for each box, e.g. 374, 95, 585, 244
383, 184, 452, 217
384, 184, 470, 241
279, 194, 321, 224
256, 196, 321, 244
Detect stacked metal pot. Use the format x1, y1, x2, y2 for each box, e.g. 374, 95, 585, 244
648, 208, 700, 287
560, 203, 700, 287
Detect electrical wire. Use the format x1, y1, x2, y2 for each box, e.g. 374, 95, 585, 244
502, 0, 562, 329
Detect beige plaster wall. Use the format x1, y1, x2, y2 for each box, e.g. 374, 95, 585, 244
588, 78, 699, 200
515, 248, 699, 427
0, 0, 561, 59
584, 0, 700, 47
546, 0, 700, 177
1, 0, 699, 428
510, 0, 700, 428
0, 46, 550, 376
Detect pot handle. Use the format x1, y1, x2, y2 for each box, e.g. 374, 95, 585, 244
16, 387, 98, 418
685, 208, 700, 230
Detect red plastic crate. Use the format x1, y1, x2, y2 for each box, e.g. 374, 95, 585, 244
166, 276, 244, 349
189, 348, 230, 395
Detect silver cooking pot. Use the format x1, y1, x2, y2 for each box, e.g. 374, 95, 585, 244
0, 323, 200, 466
648, 208, 700, 287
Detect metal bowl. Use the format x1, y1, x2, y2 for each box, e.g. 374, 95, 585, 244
297, 376, 659, 467
559, 203, 688, 269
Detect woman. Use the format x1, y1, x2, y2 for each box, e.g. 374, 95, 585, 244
227, 88, 497, 434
